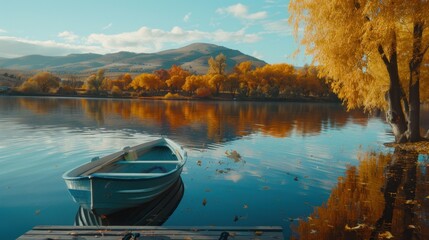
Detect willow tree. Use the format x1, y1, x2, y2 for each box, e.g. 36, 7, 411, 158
289, 0, 429, 143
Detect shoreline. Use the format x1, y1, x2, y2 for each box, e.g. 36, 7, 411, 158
1, 91, 341, 103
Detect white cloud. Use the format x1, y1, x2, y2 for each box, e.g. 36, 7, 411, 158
0, 25, 262, 57
217, 3, 267, 20
87, 26, 261, 52
183, 12, 191, 22
0, 28, 6, 33
0, 36, 102, 58
102, 23, 112, 30
57, 31, 79, 42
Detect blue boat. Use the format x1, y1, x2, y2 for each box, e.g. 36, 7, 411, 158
75, 177, 184, 226
63, 138, 187, 215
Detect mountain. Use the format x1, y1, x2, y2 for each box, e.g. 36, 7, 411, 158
0, 43, 267, 74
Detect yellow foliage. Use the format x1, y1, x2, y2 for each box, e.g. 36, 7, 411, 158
21, 72, 60, 93
131, 73, 163, 92
289, 0, 429, 111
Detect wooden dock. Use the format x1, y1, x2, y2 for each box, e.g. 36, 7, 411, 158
18, 225, 284, 239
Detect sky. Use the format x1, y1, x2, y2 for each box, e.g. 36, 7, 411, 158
0, 0, 308, 65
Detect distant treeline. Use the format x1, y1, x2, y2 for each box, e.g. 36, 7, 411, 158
14, 53, 335, 100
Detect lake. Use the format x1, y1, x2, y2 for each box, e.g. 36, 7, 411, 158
0, 96, 427, 239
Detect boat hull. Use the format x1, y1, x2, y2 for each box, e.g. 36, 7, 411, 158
75, 177, 184, 226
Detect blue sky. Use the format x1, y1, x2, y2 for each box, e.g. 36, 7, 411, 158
0, 0, 308, 65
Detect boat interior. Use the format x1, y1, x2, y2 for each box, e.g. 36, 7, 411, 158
90, 146, 180, 175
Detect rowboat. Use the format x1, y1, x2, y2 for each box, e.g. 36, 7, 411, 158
75, 177, 184, 226
63, 138, 187, 215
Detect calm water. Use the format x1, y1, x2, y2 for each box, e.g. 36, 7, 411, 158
0, 96, 426, 239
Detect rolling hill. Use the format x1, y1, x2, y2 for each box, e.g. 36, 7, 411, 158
0, 43, 267, 74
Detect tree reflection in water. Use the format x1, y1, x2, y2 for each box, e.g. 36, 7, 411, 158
292, 150, 429, 240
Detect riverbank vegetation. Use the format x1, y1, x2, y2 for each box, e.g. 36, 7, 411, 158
9, 53, 335, 101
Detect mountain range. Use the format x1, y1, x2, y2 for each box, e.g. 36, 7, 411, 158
0, 43, 267, 75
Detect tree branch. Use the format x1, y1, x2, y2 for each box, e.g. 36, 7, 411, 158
378, 45, 390, 66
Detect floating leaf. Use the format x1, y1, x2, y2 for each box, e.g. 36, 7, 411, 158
196, 160, 202, 166
255, 231, 263, 236
35, 210, 41, 215
243, 204, 248, 209
225, 150, 242, 163
345, 223, 366, 231
202, 198, 207, 206
294, 177, 299, 181
233, 215, 239, 222
262, 186, 270, 190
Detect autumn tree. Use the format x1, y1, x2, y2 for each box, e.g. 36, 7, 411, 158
208, 74, 225, 96
21, 72, 61, 93
182, 75, 208, 95
207, 53, 228, 95
297, 65, 330, 97
116, 73, 133, 90
166, 65, 190, 92
131, 73, 163, 93
208, 53, 227, 75
86, 69, 106, 94
224, 73, 240, 98
289, 0, 429, 143
232, 61, 254, 97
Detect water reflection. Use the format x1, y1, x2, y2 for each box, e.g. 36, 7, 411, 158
0, 97, 372, 147
75, 177, 184, 226
293, 150, 429, 240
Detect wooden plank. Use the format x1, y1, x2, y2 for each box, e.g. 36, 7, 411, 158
19, 226, 284, 240
24, 229, 282, 236
32, 225, 283, 231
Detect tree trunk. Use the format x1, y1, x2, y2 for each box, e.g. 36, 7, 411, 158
381, 41, 408, 143
370, 149, 418, 240
408, 22, 424, 142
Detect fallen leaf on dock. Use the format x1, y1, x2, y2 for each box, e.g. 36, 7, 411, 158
378, 231, 394, 239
